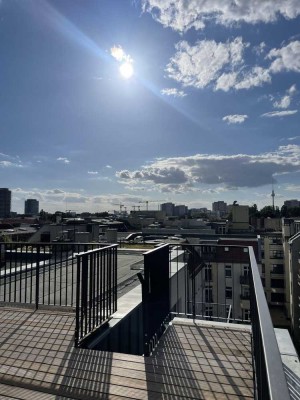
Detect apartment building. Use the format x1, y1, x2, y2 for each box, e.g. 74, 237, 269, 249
24, 198, 39, 215
0, 188, 11, 218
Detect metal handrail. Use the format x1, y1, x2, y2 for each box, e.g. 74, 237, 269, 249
249, 247, 290, 400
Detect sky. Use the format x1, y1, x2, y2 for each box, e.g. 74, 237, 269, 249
1, 0, 300, 214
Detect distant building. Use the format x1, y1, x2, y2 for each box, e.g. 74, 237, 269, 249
230, 204, 249, 232
174, 205, 188, 217
25, 199, 39, 216
161, 202, 175, 216
212, 201, 227, 216
284, 199, 300, 209
0, 188, 11, 218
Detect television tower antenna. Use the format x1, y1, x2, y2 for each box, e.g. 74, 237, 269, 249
271, 177, 275, 210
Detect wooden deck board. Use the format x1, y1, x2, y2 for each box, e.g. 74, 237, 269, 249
0, 308, 254, 399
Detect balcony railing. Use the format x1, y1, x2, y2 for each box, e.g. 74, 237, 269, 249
165, 244, 290, 400
0, 242, 102, 308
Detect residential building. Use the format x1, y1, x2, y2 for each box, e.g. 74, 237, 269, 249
160, 202, 174, 216
0, 188, 11, 218
24, 198, 39, 215
230, 204, 249, 231
212, 200, 227, 216
260, 232, 286, 312
174, 204, 188, 217
284, 199, 300, 209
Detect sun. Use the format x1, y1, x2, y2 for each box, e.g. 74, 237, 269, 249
119, 62, 134, 79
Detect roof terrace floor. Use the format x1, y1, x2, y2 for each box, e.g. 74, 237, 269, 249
0, 307, 253, 399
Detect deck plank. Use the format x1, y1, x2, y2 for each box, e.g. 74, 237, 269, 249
0, 308, 254, 399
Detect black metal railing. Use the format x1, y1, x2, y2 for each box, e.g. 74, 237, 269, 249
249, 247, 290, 400
0, 242, 101, 308
140, 244, 170, 356
168, 244, 290, 400
75, 244, 118, 347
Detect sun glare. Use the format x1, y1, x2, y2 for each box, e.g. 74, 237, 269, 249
119, 62, 134, 79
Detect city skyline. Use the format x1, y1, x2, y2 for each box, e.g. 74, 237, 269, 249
1, 1, 300, 213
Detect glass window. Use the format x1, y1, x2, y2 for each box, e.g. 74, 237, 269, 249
225, 265, 232, 278
205, 287, 213, 302
225, 286, 232, 299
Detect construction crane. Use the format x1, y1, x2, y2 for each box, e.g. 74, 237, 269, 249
112, 203, 124, 213
139, 200, 165, 211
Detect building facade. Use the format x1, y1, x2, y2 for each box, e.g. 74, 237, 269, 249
0, 188, 11, 218
161, 202, 175, 216
25, 199, 39, 215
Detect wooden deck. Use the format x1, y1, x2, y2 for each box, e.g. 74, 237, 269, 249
0, 308, 254, 399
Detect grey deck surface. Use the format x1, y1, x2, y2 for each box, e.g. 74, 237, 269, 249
0, 308, 253, 399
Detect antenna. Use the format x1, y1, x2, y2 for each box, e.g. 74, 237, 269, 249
271, 177, 275, 210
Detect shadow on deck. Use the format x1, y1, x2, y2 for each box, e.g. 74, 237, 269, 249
0, 307, 253, 400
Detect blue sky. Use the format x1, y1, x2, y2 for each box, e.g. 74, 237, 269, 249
1, 0, 300, 213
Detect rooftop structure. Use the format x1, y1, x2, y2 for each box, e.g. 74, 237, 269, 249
0, 241, 295, 399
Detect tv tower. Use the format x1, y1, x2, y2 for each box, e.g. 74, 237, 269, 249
271, 178, 275, 210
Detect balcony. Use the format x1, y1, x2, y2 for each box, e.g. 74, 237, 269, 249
0, 242, 292, 400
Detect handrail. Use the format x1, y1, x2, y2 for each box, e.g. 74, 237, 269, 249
249, 247, 290, 400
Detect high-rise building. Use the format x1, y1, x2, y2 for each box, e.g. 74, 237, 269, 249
212, 201, 227, 216
0, 188, 11, 218
25, 198, 39, 215
174, 205, 188, 217
161, 202, 175, 216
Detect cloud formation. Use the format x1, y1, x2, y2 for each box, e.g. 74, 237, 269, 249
223, 114, 248, 124
57, 157, 70, 164
116, 145, 300, 192
161, 88, 187, 97
142, 1, 300, 33
166, 37, 247, 90
273, 84, 297, 109
261, 110, 298, 118
165, 38, 300, 92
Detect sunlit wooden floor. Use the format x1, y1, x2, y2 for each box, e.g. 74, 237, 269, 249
0, 308, 253, 399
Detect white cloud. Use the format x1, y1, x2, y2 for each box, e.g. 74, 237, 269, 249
57, 157, 70, 164
234, 67, 271, 90
161, 88, 187, 97
166, 37, 247, 89
287, 136, 300, 141
273, 84, 297, 109
222, 114, 248, 124
110, 45, 133, 63
88, 171, 98, 175
166, 38, 300, 92
105, 165, 112, 169
285, 184, 300, 192
267, 41, 300, 73
116, 145, 300, 192
0, 160, 23, 168
261, 110, 298, 118
142, 1, 300, 33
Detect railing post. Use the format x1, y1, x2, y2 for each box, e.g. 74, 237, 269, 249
35, 245, 40, 310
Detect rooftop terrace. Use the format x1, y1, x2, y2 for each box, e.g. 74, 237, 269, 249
0, 308, 253, 399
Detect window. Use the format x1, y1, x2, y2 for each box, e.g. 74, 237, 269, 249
271, 264, 284, 274
271, 279, 284, 288
262, 263, 265, 274
225, 265, 232, 278
204, 265, 212, 281
243, 247, 249, 253
205, 287, 213, 302
225, 286, 232, 299
243, 265, 249, 276
244, 309, 250, 321
205, 306, 213, 317
271, 293, 285, 303
270, 250, 284, 259
224, 247, 229, 252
